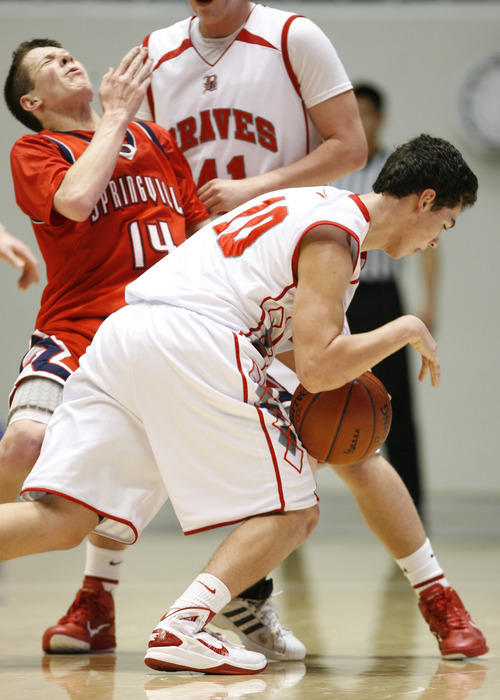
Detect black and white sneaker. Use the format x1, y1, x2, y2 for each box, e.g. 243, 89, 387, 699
211, 580, 306, 661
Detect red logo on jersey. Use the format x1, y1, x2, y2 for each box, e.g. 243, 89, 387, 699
203, 74, 217, 92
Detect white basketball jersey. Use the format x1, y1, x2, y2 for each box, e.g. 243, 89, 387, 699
126, 186, 370, 361
145, 5, 324, 187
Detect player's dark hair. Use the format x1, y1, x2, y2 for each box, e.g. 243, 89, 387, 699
4, 39, 62, 132
373, 134, 478, 210
353, 83, 385, 114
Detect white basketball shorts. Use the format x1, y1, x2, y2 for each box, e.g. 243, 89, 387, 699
21, 303, 318, 543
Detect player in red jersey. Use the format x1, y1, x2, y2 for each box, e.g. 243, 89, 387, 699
0, 38, 210, 649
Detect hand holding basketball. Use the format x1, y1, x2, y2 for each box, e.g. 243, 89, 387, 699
289, 371, 392, 465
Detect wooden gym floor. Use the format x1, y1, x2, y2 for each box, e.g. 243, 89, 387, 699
1, 490, 499, 699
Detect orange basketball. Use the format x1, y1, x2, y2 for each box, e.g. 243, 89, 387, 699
289, 371, 392, 465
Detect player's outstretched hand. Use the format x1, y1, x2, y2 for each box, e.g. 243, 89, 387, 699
406, 316, 440, 387
98, 46, 153, 122
0, 225, 40, 290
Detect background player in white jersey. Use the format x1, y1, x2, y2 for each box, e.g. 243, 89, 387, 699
138, 0, 367, 215
0, 135, 487, 676
46, 0, 368, 661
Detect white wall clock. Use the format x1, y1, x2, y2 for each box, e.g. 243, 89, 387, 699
456, 51, 500, 156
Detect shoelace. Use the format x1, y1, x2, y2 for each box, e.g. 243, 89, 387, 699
202, 627, 244, 649
58, 588, 110, 626
428, 590, 470, 632
249, 596, 292, 640
169, 613, 244, 649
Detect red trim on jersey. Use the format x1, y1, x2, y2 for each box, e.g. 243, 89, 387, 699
19, 488, 139, 544
256, 404, 286, 509
143, 34, 156, 122
332, 223, 361, 280
243, 282, 295, 356
153, 38, 193, 72
291, 226, 313, 283
186, 406, 287, 535
185, 508, 285, 535
233, 332, 248, 403
349, 193, 370, 222
281, 15, 310, 153
235, 28, 278, 50
281, 15, 303, 97
291, 219, 361, 282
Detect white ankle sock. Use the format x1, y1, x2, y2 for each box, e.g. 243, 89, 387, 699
395, 538, 449, 595
84, 541, 125, 592
170, 573, 231, 615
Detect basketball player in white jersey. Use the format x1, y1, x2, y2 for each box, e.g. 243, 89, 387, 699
44, 0, 368, 661
139, 0, 367, 215
134, 2, 489, 664
0, 135, 487, 675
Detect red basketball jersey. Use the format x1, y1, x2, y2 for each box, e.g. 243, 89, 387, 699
10, 121, 208, 359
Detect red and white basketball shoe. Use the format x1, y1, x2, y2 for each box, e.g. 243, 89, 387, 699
42, 577, 116, 653
144, 607, 267, 675
418, 583, 489, 658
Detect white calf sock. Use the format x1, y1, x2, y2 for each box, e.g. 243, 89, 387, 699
84, 541, 125, 592
171, 573, 231, 615
395, 538, 449, 595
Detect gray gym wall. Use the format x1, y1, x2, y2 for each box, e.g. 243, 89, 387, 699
0, 2, 498, 504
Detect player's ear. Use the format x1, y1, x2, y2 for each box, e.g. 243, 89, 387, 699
416, 189, 436, 213
19, 93, 42, 113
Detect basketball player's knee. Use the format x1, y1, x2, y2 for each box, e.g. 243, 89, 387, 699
306, 503, 320, 536
0, 421, 46, 475
57, 525, 91, 551
291, 504, 319, 545
330, 453, 381, 489
42, 496, 98, 550
3, 378, 61, 477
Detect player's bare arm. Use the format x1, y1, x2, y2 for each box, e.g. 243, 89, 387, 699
53, 47, 153, 221
292, 224, 356, 392
293, 225, 440, 391
197, 91, 367, 216
0, 224, 40, 290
